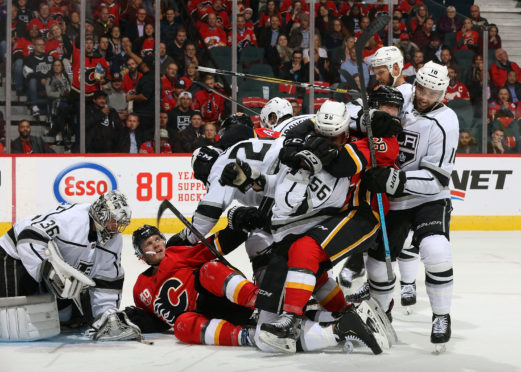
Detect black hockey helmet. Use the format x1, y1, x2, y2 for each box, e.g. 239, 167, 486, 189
191, 145, 223, 184
219, 112, 254, 136
217, 125, 256, 151
368, 85, 404, 115
132, 225, 165, 259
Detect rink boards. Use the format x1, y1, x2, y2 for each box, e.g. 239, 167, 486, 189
0, 154, 520, 234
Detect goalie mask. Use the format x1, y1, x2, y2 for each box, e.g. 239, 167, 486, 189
219, 112, 254, 136
371, 46, 404, 86
315, 100, 349, 137
89, 190, 132, 246
260, 97, 293, 129
132, 224, 165, 259
191, 145, 223, 184
369, 85, 405, 116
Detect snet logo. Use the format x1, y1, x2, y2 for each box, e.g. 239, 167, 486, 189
53, 163, 118, 204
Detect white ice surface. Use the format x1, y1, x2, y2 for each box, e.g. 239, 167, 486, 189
1, 231, 520, 372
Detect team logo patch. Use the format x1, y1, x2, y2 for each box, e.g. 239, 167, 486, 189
153, 277, 188, 326
76, 261, 93, 276
397, 130, 420, 168
140, 288, 153, 307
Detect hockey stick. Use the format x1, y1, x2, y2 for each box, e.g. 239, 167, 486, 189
156, 199, 244, 275
354, 14, 394, 282
196, 65, 361, 97
193, 81, 260, 116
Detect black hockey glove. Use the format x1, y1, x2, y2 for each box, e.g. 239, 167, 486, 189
227, 206, 268, 233
219, 159, 266, 192
302, 135, 339, 167
356, 110, 402, 137
193, 146, 221, 184
284, 119, 316, 139
279, 137, 306, 169
166, 232, 192, 247
362, 167, 406, 196
123, 306, 170, 333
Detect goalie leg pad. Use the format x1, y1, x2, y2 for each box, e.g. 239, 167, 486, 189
0, 294, 60, 341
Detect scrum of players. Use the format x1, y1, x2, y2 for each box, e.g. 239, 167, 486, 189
0, 47, 458, 354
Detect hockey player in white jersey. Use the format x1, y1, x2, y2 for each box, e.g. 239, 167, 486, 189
0, 190, 133, 341
360, 61, 459, 350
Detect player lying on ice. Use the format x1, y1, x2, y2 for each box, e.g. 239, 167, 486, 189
219, 91, 403, 353
128, 214, 387, 353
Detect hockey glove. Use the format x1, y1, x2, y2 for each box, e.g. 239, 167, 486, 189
357, 110, 402, 137
219, 159, 266, 192
284, 119, 316, 139
302, 135, 339, 167
123, 306, 170, 333
166, 231, 193, 247
86, 308, 148, 343
227, 206, 268, 233
193, 146, 221, 184
362, 167, 406, 196
279, 137, 306, 169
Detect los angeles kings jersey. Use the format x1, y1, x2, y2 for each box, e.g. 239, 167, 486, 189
0, 204, 124, 317
274, 114, 316, 135
391, 94, 459, 210
181, 137, 283, 244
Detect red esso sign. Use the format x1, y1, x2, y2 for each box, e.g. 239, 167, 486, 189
55, 164, 116, 204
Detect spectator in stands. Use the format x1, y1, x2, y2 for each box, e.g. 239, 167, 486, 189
506, 71, 521, 103
258, 0, 282, 29
468, 56, 490, 119
455, 18, 479, 52
108, 25, 123, 56
258, 15, 284, 50
412, 16, 434, 49
180, 61, 199, 92
45, 59, 71, 140
324, 18, 347, 52
86, 90, 122, 153
124, 7, 149, 42
266, 33, 293, 76
487, 128, 508, 154
469, 5, 488, 32
173, 112, 205, 153
340, 47, 368, 88
93, 5, 113, 39
16, 0, 35, 28
13, 24, 40, 96
439, 46, 459, 71
281, 49, 307, 83
23, 36, 53, 116
212, 0, 230, 31
182, 41, 199, 74
290, 99, 301, 116
27, 2, 56, 40
355, 16, 383, 47
94, 0, 120, 27
11, 120, 55, 154
65, 10, 80, 42
84, 19, 96, 41
46, 22, 73, 61
402, 49, 423, 77
466, 53, 483, 86
160, 42, 176, 76
303, 34, 328, 63
408, 4, 429, 34
289, 13, 311, 50
200, 12, 227, 49
163, 78, 185, 112
481, 24, 501, 53
117, 113, 145, 153
139, 129, 173, 153
169, 27, 187, 68
243, 7, 255, 30
105, 73, 128, 121
457, 129, 479, 154
160, 8, 178, 43
134, 23, 155, 57
422, 32, 442, 64
386, 17, 407, 46
96, 35, 113, 62
228, 14, 257, 51
195, 123, 218, 147
490, 49, 521, 88
444, 66, 470, 103
314, 48, 339, 84
192, 74, 226, 124
335, 35, 355, 65
396, 33, 419, 65
341, 4, 363, 35
122, 57, 142, 93
488, 87, 517, 122
397, 0, 424, 16
315, 4, 332, 37
437, 6, 463, 37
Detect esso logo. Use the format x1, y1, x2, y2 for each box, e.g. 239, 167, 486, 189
53, 163, 117, 204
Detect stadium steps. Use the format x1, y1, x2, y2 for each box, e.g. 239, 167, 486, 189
475, 0, 521, 65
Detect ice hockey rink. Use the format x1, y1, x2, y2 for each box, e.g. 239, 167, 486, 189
1, 230, 520, 372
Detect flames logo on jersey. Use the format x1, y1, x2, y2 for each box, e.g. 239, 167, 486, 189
153, 277, 188, 326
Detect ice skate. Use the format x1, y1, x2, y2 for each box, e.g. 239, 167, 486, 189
400, 281, 416, 314
258, 312, 301, 353
338, 267, 365, 288
333, 308, 383, 354
431, 314, 451, 353
345, 281, 370, 303
357, 298, 397, 346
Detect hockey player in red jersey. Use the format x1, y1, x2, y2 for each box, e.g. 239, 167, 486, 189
132, 212, 262, 346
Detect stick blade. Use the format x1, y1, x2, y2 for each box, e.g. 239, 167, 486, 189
157, 199, 171, 227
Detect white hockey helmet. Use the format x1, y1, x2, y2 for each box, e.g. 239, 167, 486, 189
260, 97, 293, 129
315, 100, 349, 137
89, 190, 132, 245
415, 61, 450, 99
371, 46, 404, 85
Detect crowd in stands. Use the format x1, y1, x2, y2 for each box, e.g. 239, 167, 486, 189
0, 0, 520, 154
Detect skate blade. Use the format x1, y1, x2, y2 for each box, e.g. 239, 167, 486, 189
258, 330, 296, 354
356, 302, 391, 350
433, 343, 447, 354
